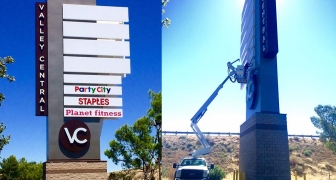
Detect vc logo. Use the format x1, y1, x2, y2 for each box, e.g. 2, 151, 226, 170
246, 74, 257, 110
64, 127, 87, 144
59, 120, 91, 152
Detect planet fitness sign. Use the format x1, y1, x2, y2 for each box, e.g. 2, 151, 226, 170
64, 108, 122, 118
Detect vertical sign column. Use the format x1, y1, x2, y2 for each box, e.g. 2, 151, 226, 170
261, 0, 278, 59
36, 2, 48, 116
62, 4, 130, 119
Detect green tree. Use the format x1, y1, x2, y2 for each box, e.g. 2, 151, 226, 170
0, 122, 10, 155
162, 0, 171, 28
0, 155, 19, 179
0, 56, 14, 155
105, 90, 162, 180
0, 56, 15, 106
17, 158, 43, 180
311, 105, 336, 153
0, 156, 43, 180
147, 90, 162, 179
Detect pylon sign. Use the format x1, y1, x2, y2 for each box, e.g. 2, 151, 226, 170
35, 0, 130, 160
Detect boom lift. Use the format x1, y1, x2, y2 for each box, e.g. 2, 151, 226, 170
190, 59, 247, 158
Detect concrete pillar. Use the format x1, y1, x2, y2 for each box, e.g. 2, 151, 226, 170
43, 161, 107, 180
239, 112, 291, 180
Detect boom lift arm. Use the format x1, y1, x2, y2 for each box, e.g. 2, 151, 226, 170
190, 59, 241, 158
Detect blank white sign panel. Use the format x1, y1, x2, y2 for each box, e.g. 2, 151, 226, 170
64, 96, 122, 107
63, 4, 128, 22
64, 85, 122, 95
63, 39, 130, 56
64, 74, 122, 85
64, 56, 130, 74
63, 21, 129, 39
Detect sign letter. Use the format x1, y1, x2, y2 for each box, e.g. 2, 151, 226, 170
64, 127, 88, 144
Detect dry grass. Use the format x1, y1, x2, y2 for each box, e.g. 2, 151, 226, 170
163, 135, 336, 180
108, 169, 160, 180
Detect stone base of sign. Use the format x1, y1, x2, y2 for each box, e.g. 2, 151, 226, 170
239, 112, 290, 180
43, 160, 107, 180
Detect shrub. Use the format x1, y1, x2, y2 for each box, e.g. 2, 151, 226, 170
206, 137, 215, 146
289, 146, 294, 152
209, 166, 226, 180
290, 156, 303, 167
220, 153, 227, 162
227, 146, 234, 153
164, 167, 176, 180
303, 149, 312, 157
289, 145, 300, 152
195, 137, 215, 146
292, 165, 304, 176
186, 143, 193, 148
179, 136, 186, 140
108, 170, 135, 180
326, 164, 334, 171
162, 167, 167, 177
325, 141, 336, 154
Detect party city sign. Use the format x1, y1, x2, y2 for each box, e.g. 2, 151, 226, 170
64, 85, 121, 95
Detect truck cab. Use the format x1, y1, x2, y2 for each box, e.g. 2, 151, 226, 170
173, 157, 214, 180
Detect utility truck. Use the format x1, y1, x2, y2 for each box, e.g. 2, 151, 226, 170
173, 157, 214, 180
173, 59, 248, 180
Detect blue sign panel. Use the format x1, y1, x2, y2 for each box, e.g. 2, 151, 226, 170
261, 0, 278, 59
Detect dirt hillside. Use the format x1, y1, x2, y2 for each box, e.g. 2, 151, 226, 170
162, 135, 336, 180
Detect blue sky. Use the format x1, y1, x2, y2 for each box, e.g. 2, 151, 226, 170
0, 0, 160, 172
163, 0, 336, 135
